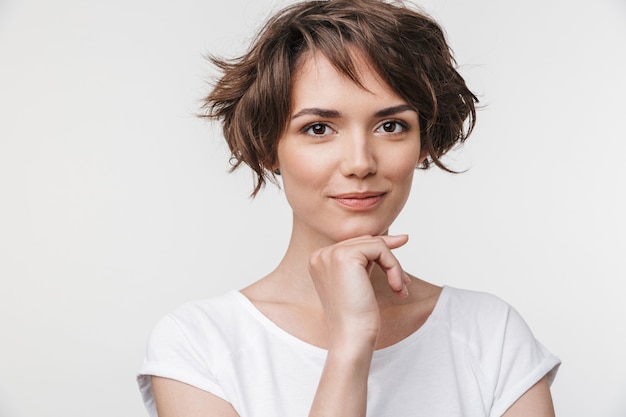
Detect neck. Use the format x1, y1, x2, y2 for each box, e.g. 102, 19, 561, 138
263, 213, 397, 309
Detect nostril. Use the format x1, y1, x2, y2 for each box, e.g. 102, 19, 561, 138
341, 155, 377, 178
338, 135, 377, 177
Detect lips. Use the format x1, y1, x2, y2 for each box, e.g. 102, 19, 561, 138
331, 192, 387, 210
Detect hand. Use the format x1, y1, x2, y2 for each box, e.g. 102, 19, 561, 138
308, 234, 410, 347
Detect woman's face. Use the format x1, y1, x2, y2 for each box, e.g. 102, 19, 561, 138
276, 50, 426, 245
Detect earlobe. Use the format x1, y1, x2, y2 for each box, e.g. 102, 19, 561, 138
268, 160, 281, 176
269, 162, 281, 175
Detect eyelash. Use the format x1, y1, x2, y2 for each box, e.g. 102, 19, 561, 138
302, 123, 333, 137
300, 120, 409, 137
375, 120, 409, 135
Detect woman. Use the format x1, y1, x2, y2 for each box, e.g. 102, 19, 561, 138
137, 0, 560, 416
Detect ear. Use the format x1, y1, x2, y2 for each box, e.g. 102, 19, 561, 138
268, 160, 281, 176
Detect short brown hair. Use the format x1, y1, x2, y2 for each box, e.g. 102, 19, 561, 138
203, 0, 477, 196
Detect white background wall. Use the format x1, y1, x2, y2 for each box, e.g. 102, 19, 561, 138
0, 0, 624, 416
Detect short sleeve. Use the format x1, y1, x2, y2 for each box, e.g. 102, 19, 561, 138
136, 313, 228, 417
488, 305, 560, 417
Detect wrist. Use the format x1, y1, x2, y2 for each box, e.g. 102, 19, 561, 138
327, 330, 377, 362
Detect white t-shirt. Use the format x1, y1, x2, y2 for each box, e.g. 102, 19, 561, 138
137, 286, 560, 417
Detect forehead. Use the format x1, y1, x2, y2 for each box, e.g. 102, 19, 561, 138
290, 50, 403, 109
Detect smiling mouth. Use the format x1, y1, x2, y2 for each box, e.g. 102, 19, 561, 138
331, 192, 386, 210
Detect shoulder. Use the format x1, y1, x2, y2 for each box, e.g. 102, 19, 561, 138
148, 291, 250, 347
138, 291, 257, 398
163, 291, 244, 329
431, 286, 560, 391
138, 291, 252, 414
431, 286, 542, 365
143, 291, 256, 368
433, 286, 515, 333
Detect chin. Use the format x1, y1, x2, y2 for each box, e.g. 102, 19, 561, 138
327, 223, 392, 242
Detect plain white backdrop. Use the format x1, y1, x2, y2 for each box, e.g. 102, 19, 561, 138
0, 0, 624, 416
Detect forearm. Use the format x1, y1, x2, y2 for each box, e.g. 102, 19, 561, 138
309, 338, 375, 417
306, 235, 407, 416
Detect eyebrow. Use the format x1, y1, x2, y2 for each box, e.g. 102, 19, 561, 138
291, 108, 341, 119
291, 104, 415, 120
374, 104, 415, 118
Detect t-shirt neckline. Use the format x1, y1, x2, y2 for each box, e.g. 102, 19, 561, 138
231, 285, 451, 358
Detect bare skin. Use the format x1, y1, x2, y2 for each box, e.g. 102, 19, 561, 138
152, 256, 555, 417
151, 50, 556, 416
152, 375, 554, 417
239, 234, 442, 417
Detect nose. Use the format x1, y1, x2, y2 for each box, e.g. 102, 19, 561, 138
339, 131, 377, 178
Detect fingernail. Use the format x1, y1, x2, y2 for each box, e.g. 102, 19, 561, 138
402, 284, 409, 298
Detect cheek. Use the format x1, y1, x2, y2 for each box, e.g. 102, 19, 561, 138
382, 145, 420, 180
279, 141, 333, 178
278, 147, 329, 198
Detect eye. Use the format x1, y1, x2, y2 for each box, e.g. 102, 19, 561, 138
303, 123, 333, 137
376, 120, 408, 134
